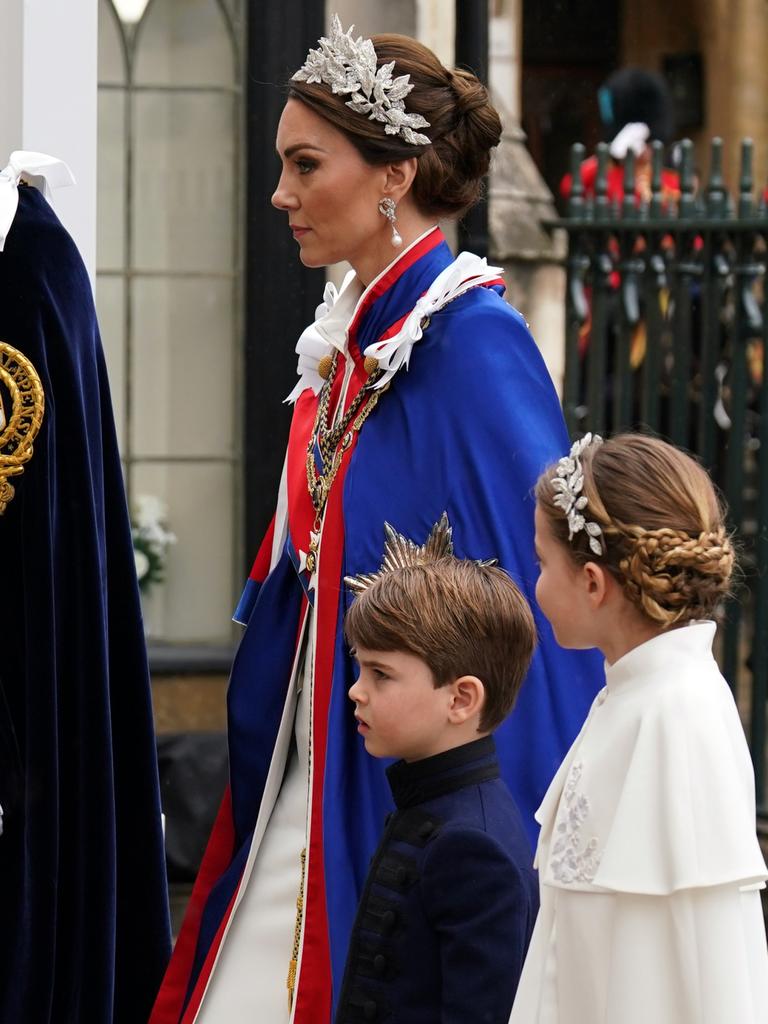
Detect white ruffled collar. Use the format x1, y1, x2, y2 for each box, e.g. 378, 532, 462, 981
0, 151, 75, 252
286, 227, 504, 402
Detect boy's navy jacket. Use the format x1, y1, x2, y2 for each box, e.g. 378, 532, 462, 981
335, 735, 539, 1023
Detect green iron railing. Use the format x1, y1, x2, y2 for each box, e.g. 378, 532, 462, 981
558, 137, 768, 820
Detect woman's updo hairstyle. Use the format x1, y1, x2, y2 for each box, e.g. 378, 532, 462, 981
288, 34, 502, 220
535, 434, 735, 627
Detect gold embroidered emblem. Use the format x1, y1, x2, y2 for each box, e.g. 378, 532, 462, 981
0, 341, 45, 514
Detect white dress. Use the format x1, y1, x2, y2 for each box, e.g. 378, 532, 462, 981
509, 621, 768, 1024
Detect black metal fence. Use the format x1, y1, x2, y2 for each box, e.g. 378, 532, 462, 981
558, 138, 768, 819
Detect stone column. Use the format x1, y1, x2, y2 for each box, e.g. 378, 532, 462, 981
0, 0, 98, 280
488, 0, 567, 393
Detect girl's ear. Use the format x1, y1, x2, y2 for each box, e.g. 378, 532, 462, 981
582, 560, 612, 609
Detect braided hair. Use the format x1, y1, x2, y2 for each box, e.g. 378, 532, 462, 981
535, 434, 735, 627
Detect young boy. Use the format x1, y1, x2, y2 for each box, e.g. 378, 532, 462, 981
336, 557, 539, 1024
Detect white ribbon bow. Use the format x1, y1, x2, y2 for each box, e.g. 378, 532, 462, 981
0, 151, 76, 252
285, 270, 356, 403
285, 251, 504, 402
363, 251, 504, 389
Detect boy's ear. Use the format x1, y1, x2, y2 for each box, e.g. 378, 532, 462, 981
447, 675, 485, 724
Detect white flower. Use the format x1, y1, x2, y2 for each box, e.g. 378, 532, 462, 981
134, 549, 150, 581
134, 494, 168, 530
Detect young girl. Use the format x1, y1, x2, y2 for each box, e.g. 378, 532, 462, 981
510, 432, 768, 1024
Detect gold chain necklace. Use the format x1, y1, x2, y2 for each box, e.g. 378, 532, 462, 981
304, 353, 389, 574
286, 846, 306, 1009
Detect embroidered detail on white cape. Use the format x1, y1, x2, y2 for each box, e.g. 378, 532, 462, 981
364, 251, 503, 389
550, 762, 602, 884
0, 151, 76, 251
285, 251, 504, 402
538, 628, 768, 895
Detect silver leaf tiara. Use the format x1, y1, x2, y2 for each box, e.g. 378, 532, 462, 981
292, 14, 432, 146
551, 433, 605, 556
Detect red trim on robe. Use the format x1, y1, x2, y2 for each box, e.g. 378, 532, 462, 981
179, 885, 241, 1024
293, 379, 366, 1022
347, 228, 444, 364
247, 514, 276, 582
148, 790, 236, 1024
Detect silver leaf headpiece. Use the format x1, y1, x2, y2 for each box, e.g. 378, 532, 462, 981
551, 433, 605, 556
292, 15, 432, 146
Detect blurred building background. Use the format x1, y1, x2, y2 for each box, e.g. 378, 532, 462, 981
4, 0, 768, 902
89, 0, 768, 665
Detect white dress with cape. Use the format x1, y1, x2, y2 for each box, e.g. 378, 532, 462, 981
509, 621, 768, 1024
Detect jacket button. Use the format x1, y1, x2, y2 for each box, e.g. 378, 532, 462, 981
373, 954, 387, 974
381, 909, 396, 931
363, 999, 377, 1020
418, 820, 434, 840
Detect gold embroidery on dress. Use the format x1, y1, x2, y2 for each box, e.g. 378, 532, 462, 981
0, 341, 45, 514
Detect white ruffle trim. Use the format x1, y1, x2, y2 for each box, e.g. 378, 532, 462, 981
285, 250, 503, 403
0, 151, 75, 252
362, 250, 504, 389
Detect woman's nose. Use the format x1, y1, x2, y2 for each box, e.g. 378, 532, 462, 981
271, 172, 296, 211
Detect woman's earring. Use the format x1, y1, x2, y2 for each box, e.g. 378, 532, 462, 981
378, 197, 402, 247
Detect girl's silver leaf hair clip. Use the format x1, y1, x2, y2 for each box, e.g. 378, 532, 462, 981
551, 433, 605, 556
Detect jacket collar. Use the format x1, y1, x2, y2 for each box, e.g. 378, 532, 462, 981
386, 735, 499, 810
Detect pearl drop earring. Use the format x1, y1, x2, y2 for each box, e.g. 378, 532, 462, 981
378, 197, 402, 247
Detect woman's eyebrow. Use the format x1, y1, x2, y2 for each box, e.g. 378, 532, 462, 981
280, 143, 327, 158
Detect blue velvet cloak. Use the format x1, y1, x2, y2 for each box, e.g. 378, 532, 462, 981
0, 186, 171, 1022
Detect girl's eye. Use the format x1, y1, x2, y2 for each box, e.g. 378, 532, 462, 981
296, 158, 317, 175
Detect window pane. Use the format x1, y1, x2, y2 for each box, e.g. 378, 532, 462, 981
130, 277, 235, 458
132, 91, 236, 273
95, 275, 127, 453
98, 0, 127, 86
97, 88, 127, 269
134, 0, 235, 87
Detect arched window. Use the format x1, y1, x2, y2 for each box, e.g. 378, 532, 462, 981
97, 0, 243, 644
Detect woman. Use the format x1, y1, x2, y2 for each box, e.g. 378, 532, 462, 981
151, 18, 602, 1024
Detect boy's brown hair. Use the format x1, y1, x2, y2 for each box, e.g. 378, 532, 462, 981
344, 558, 537, 731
